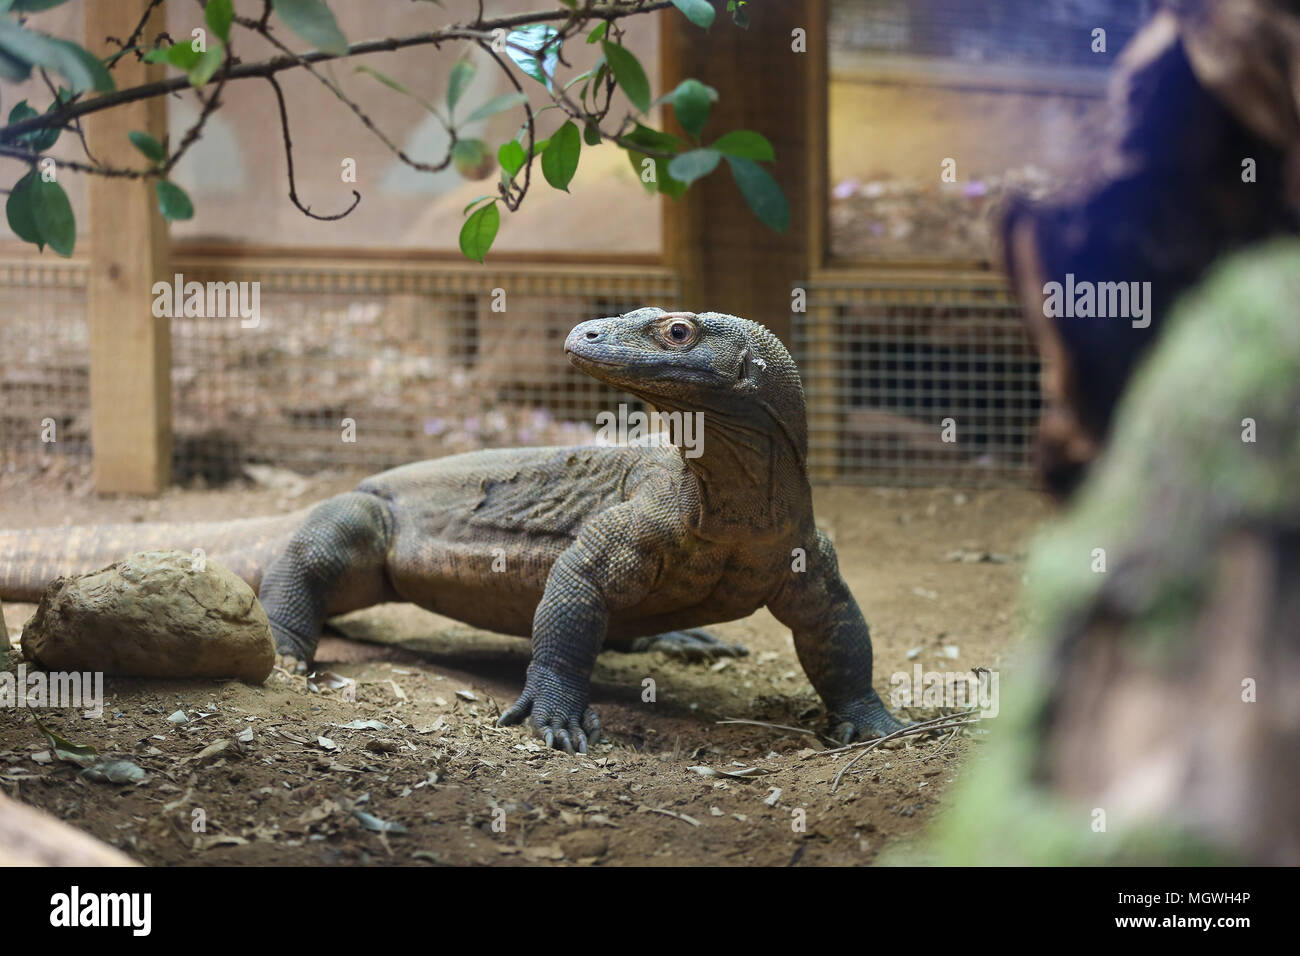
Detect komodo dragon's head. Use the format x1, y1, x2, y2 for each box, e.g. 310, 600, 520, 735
564, 307, 808, 469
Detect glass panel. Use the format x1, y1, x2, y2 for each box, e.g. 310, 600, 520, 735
829, 0, 1153, 262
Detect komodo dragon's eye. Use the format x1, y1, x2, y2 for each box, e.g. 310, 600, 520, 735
659, 319, 698, 348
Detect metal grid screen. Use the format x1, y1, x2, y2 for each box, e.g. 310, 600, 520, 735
2, 260, 1045, 488
0, 258, 678, 485
0, 260, 92, 481
794, 273, 1041, 486
167, 260, 679, 483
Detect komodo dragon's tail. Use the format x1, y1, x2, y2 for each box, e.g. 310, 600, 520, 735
0, 509, 313, 603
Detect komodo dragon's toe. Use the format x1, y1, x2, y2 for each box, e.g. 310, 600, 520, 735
628, 628, 749, 662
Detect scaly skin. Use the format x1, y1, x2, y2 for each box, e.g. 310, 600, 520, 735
0, 308, 906, 752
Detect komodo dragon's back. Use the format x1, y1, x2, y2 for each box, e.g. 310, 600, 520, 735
0, 445, 651, 606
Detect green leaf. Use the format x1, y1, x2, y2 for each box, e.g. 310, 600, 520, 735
0, 49, 30, 83
601, 41, 650, 113
506, 23, 559, 91
730, 1, 751, 28
128, 130, 166, 163
671, 0, 716, 29
156, 180, 194, 221
354, 65, 441, 115
625, 150, 687, 199
622, 123, 682, 154
498, 140, 525, 178
32, 713, 96, 765
188, 40, 224, 87
710, 129, 774, 161
0, 21, 114, 93
6, 171, 43, 250
205, 0, 234, 43
727, 156, 788, 232
462, 194, 493, 215
586, 22, 607, 44
464, 91, 526, 125
541, 120, 580, 192
452, 138, 493, 179
272, 0, 348, 56
446, 58, 476, 115
160, 42, 201, 71
30, 176, 75, 257
9, 100, 59, 151
459, 201, 499, 263
583, 120, 601, 147
51, 39, 115, 92
667, 147, 720, 186
670, 78, 716, 139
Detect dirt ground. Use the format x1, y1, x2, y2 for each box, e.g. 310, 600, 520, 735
0, 460, 1053, 866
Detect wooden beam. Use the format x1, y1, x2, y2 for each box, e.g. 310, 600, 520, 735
0, 791, 138, 866
661, 0, 826, 343
83, 0, 171, 495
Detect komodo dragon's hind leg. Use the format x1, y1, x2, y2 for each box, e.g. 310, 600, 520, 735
259, 491, 394, 672
627, 628, 749, 662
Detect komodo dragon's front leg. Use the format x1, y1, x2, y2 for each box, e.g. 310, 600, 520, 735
498, 500, 669, 753
259, 491, 395, 667
768, 530, 908, 742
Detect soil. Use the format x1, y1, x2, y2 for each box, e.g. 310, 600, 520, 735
0, 463, 1053, 866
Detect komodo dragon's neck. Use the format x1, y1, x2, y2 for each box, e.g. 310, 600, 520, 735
649, 392, 811, 542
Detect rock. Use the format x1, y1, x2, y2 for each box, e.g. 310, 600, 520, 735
20, 550, 274, 683
557, 829, 608, 860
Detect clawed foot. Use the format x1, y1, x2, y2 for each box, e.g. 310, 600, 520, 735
497, 664, 601, 754
271, 620, 316, 674
830, 691, 910, 744
629, 628, 749, 663
275, 651, 308, 674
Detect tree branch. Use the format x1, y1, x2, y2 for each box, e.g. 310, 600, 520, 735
1, 2, 674, 144
266, 75, 361, 220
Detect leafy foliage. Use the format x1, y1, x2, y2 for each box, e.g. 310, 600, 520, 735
0, 0, 788, 263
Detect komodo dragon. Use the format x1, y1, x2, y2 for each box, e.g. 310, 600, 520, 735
1, 308, 906, 752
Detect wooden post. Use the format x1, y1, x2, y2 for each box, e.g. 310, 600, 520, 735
83, 0, 171, 494
660, 0, 826, 344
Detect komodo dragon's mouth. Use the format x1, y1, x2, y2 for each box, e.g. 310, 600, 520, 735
564, 348, 623, 369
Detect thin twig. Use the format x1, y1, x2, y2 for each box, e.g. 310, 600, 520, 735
807, 711, 981, 758
475, 39, 534, 211
829, 717, 980, 792
920, 725, 962, 762
254, 24, 455, 175
715, 717, 840, 746
265, 75, 361, 220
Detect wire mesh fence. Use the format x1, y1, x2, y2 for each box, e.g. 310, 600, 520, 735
0, 256, 679, 486
794, 271, 1041, 486
0, 259, 92, 479
166, 258, 681, 483
1, 258, 1043, 488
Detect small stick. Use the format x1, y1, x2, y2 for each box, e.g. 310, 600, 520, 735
638, 806, 700, 827
716, 717, 838, 745
830, 718, 979, 792
920, 725, 962, 762
807, 711, 979, 758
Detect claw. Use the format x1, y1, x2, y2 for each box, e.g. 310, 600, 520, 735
831, 691, 911, 743
497, 695, 531, 727
630, 628, 750, 662
497, 681, 598, 753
